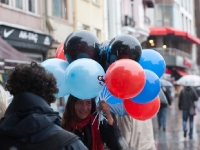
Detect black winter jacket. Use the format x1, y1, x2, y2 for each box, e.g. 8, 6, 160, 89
73, 117, 126, 150
178, 87, 199, 110
0, 92, 88, 150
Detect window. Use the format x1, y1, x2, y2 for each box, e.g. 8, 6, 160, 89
93, 0, 98, 4
186, 17, 188, 32
82, 25, 90, 31
94, 28, 100, 40
131, 1, 134, 19
53, 0, 67, 19
182, 14, 184, 30
28, 0, 35, 13
189, 20, 191, 33
15, 0, 23, 9
0, 0, 9, 5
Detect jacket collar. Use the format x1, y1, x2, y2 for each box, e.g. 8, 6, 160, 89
5, 92, 51, 116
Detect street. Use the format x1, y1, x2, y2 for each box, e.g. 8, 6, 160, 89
152, 99, 200, 150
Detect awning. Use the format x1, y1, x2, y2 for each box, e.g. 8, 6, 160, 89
0, 37, 34, 72
175, 68, 189, 76
149, 27, 200, 44
0, 37, 33, 62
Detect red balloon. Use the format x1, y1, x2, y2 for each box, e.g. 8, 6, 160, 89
105, 59, 146, 99
123, 97, 160, 120
55, 42, 67, 60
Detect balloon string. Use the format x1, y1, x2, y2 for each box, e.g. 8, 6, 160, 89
92, 110, 100, 125
104, 89, 110, 101
105, 95, 112, 101
102, 85, 106, 100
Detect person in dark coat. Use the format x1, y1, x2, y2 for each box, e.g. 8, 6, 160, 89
0, 62, 88, 150
179, 86, 199, 139
157, 86, 172, 131
62, 94, 126, 150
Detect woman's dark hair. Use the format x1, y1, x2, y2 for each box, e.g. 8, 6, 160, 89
61, 94, 96, 129
5, 62, 58, 104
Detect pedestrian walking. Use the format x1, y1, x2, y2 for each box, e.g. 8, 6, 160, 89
62, 94, 127, 150
0, 62, 87, 150
0, 84, 7, 120
178, 86, 199, 139
157, 86, 172, 131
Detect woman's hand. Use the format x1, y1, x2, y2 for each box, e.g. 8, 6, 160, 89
99, 100, 114, 125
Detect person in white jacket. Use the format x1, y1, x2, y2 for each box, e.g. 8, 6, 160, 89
110, 103, 156, 150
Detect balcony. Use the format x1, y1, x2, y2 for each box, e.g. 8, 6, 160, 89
121, 15, 136, 35
153, 48, 192, 59
144, 16, 151, 26
122, 15, 135, 27
152, 48, 193, 69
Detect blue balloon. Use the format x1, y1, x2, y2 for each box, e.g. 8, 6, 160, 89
65, 58, 105, 99
99, 86, 122, 104
139, 49, 166, 78
41, 58, 69, 98
131, 69, 160, 104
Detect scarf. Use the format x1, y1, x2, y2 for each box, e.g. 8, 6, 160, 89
67, 114, 104, 150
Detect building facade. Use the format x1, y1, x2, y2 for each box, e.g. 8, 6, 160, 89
44, 0, 74, 58
120, 0, 154, 44
74, 0, 105, 42
46, 0, 105, 58
194, 0, 200, 66
0, 0, 52, 62
145, 0, 200, 80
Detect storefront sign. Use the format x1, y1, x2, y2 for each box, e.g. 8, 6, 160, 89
1, 25, 52, 46
183, 57, 192, 68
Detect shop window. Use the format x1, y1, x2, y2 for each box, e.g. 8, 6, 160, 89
28, 0, 35, 13
53, 0, 67, 19
15, 0, 23, 9
0, 0, 9, 5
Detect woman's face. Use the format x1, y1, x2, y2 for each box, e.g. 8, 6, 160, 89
74, 99, 92, 121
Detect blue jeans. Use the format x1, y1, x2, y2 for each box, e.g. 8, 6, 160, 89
182, 110, 194, 138
157, 107, 167, 128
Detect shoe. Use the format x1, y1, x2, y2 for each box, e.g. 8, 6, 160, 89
184, 131, 187, 138
189, 136, 193, 140
163, 128, 166, 131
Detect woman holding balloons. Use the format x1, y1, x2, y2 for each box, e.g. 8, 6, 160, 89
61, 94, 127, 150
54, 30, 166, 150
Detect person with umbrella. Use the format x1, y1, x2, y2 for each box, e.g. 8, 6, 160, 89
178, 85, 199, 139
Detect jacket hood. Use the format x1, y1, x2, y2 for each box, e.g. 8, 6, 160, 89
0, 92, 61, 141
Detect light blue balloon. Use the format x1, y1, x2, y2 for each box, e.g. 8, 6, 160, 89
139, 49, 166, 78
99, 86, 122, 104
131, 69, 161, 104
65, 58, 105, 99
41, 58, 69, 98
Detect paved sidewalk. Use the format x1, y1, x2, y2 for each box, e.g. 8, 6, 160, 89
152, 99, 200, 150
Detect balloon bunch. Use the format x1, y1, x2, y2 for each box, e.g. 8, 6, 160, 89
41, 30, 166, 121
99, 36, 166, 120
